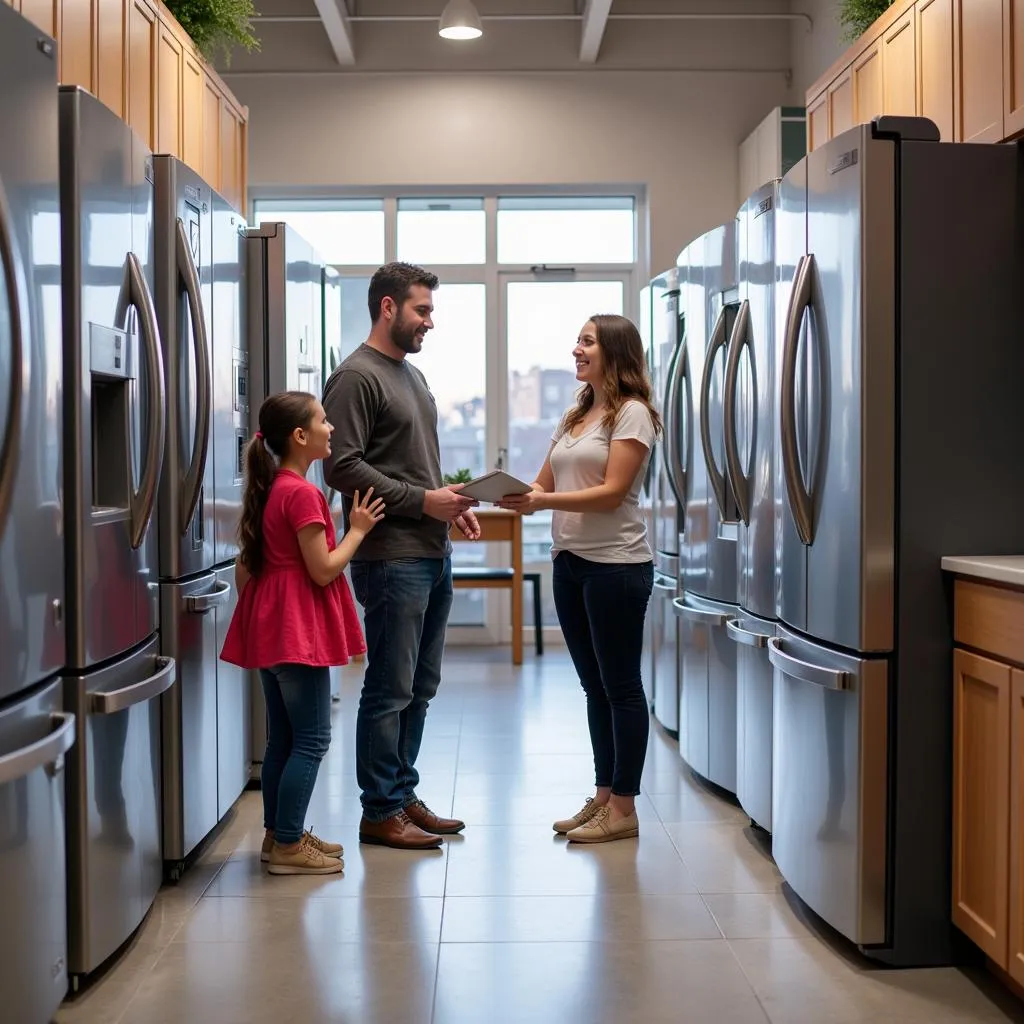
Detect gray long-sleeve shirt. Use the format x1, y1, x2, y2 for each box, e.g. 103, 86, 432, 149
322, 343, 451, 561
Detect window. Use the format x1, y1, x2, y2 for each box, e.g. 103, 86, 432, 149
497, 196, 635, 265
253, 199, 385, 265
397, 198, 486, 265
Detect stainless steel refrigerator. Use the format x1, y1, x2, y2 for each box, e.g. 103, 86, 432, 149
153, 157, 250, 875
246, 222, 325, 767
675, 222, 741, 794
0, 11, 77, 1020
770, 117, 1024, 965
723, 180, 780, 832
648, 267, 682, 734
58, 86, 174, 983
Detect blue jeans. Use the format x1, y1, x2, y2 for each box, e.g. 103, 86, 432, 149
349, 557, 453, 822
260, 664, 332, 845
552, 551, 654, 797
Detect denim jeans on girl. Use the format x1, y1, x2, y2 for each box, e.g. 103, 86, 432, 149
349, 557, 453, 822
260, 663, 332, 845
552, 551, 654, 796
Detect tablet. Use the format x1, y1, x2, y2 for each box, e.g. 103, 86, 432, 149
457, 469, 533, 504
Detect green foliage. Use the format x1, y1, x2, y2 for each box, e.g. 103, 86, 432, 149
838, 0, 894, 42
443, 469, 473, 485
164, 0, 260, 65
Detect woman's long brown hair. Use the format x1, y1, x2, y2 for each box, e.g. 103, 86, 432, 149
561, 314, 663, 438
237, 391, 317, 576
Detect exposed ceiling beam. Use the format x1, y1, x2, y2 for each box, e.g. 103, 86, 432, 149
579, 0, 613, 63
312, 0, 356, 66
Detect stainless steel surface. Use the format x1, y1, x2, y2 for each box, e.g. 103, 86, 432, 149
0, 17, 65, 705
186, 579, 230, 612
730, 612, 775, 831
651, 573, 679, 734
0, 676, 73, 1024
64, 636, 167, 976
654, 551, 678, 578
768, 637, 849, 691
59, 87, 162, 673
161, 573, 222, 863
154, 157, 215, 579
700, 305, 731, 521
650, 267, 681, 560
214, 564, 250, 818
673, 596, 728, 626
722, 298, 751, 524
771, 622, 888, 945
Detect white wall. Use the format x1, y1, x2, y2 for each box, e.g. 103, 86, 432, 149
230, 70, 791, 272
790, 0, 847, 100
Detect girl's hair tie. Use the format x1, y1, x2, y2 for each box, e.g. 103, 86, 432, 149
255, 431, 264, 441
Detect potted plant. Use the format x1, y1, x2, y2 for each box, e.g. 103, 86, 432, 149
838, 0, 895, 42
164, 0, 260, 64
443, 469, 473, 486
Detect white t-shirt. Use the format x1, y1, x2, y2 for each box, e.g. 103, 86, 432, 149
549, 399, 656, 564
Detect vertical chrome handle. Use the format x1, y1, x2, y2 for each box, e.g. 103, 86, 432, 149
780, 253, 815, 546
0, 174, 25, 543
662, 340, 687, 507
699, 305, 730, 518
723, 299, 751, 525
176, 218, 211, 537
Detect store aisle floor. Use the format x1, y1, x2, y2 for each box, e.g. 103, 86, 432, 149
57, 649, 1024, 1024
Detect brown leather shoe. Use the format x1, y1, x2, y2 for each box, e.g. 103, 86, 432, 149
404, 799, 466, 835
359, 810, 443, 850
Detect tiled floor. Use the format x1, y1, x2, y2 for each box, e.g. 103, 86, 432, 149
57, 649, 1024, 1024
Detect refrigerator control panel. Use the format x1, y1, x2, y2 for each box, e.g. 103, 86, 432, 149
89, 323, 135, 381
233, 358, 248, 413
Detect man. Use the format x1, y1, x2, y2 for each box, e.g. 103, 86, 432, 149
323, 262, 481, 850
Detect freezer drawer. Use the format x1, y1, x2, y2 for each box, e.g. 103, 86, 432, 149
161, 573, 229, 865
0, 677, 76, 1024
728, 613, 776, 832
651, 574, 679, 734
770, 623, 888, 945
213, 565, 250, 818
64, 636, 173, 978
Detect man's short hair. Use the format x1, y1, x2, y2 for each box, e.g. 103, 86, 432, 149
368, 262, 439, 323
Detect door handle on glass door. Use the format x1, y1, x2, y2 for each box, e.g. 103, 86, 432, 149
0, 172, 24, 543
699, 306, 730, 518
89, 657, 176, 715
175, 218, 212, 538
0, 712, 76, 785
722, 299, 752, 525
186, 580, 231, 614
726, 618, 770, 648
767, 637, 847, 690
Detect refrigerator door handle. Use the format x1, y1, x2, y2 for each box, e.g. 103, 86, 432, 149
722, 299, 752, 525
726, 618, 770, 648
699, 305, 730, 518
0, 173, 25, 543
653, 576, 676, 594
186, 579, 231, 614
0, 712, 76, 785
780, 253, 815, 546
767, 637, 848, 691
664, 341, 688, 509
175, 217, 211, 538
672, 596, 728, 626
89, 656, 176, 715
118, 251, 167, 549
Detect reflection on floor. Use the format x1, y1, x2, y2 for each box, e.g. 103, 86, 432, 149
57, 648, 1024, 1024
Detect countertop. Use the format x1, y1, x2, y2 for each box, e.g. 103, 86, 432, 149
941, 556, 1024, 587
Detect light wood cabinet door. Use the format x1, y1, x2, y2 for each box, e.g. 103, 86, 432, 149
917, 0, 954, 140
96, 0, 125, 119
854, 43, 885, 124
808, 92, 828, 150
1009, 670, 1024, 986
20, 0, 56, 34
1005, 0, 1024, 137
829, 72, 855, 138
60, 0, 95, 91
202, 74, 222, 191
182, 51, 204, 172
884, 10, 918, 116
220, 100, 244, 211
156, 20, 182, 158
953, 648, 1010, 967
956, 0, 1004, 142
127, 0, 157, 149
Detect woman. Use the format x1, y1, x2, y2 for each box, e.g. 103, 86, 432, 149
221, 391, 383, 874
498, 314, 660, 844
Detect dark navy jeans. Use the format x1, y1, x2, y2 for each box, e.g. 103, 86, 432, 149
349, 557, 453, 822
552, 551, 654, 797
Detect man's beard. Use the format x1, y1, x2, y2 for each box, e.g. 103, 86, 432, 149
390, 313, 423, 354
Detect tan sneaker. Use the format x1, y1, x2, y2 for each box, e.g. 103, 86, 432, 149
267, 835, 344, 875
261, 829, 343, 863
566, 805, 639, 844
553, 797, 603, 835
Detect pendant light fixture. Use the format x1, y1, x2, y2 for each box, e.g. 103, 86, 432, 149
438, 0, 483, 40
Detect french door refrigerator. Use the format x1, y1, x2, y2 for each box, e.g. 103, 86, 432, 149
246, 222, 325, 769
648, 267, 682, 734
771, 117, 1024, 966
153, 157, 250, 877
675, 222, 741, 794
59, 87, 175, 985
722, 180, 780, 832
0, 11, 77, 1020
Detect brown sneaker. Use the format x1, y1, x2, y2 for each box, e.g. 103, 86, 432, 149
566, 805, 639, 844
261, 829, 344, 863
404, 799, 465, 835
553, 797, 603, 835
267, 835, 345, 875
359, 810, 443, 850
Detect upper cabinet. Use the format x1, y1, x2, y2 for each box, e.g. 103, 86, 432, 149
805, 0, 1020, 151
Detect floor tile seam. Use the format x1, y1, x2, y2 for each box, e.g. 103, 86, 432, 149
721, 935, 780, 1024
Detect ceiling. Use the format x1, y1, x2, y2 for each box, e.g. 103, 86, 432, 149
216, 0, 809, 78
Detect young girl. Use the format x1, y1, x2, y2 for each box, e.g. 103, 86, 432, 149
221, 390, 384, 875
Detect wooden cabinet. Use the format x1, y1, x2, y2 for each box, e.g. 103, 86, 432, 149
1010, 670, 1024, 984
884, 9, 918, 116
20, 0, 57, 34
156, 18, 182, 157
917, 0, 955, 140
853, 43, 884, 124
127, 0, 157, 150
808, 93, 828, 152
181, 50, 203, 171
1005, 0, 1024, 137
956, 0, 1004, 142
829, 71, 855, 138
